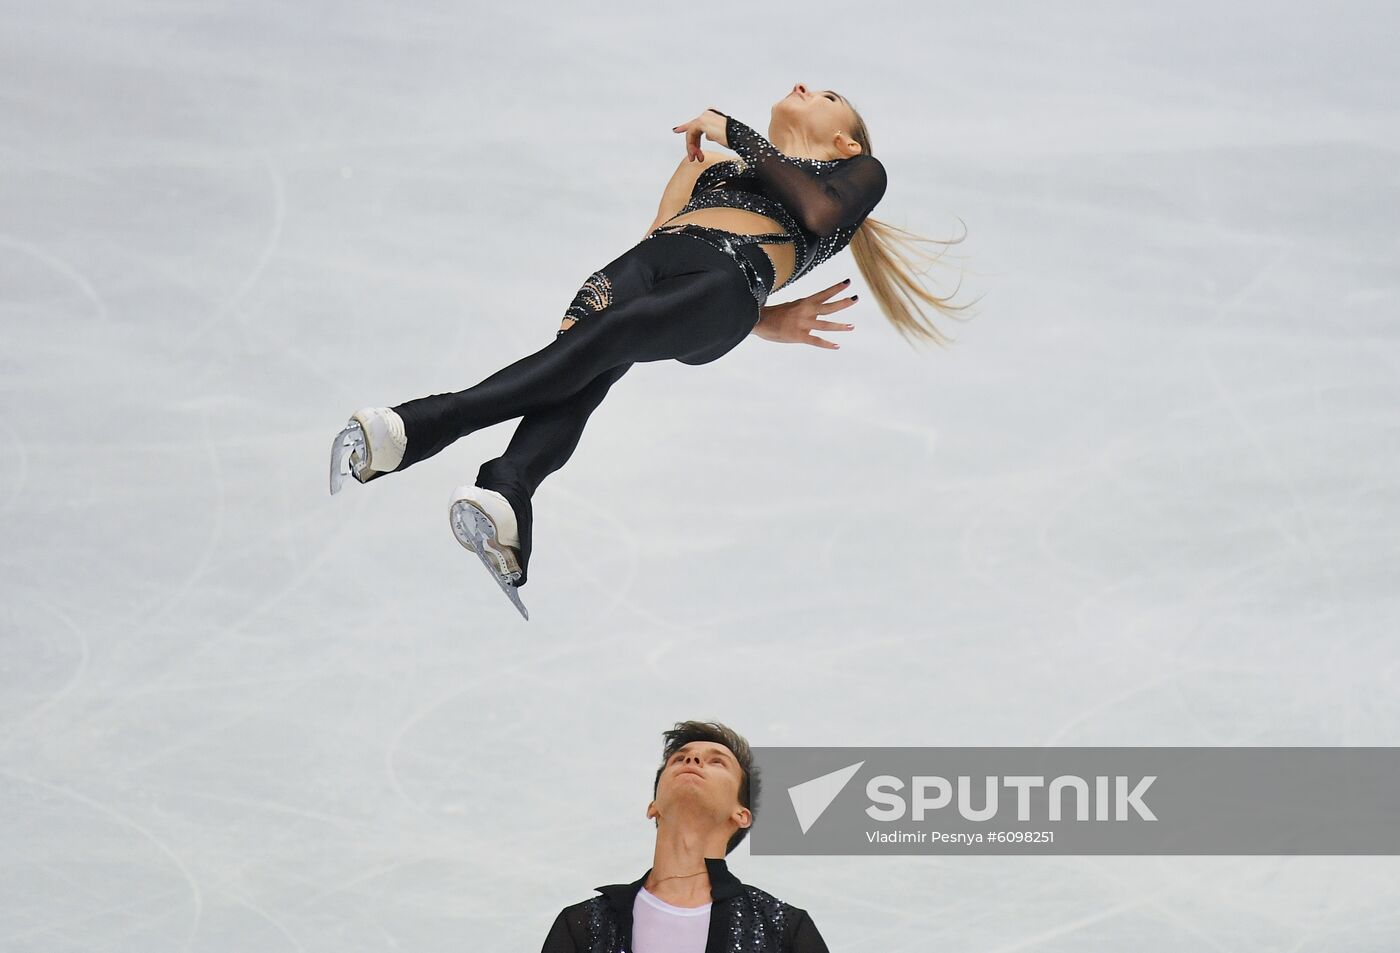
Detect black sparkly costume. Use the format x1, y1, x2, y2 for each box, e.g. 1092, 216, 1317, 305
391, 112, 887, 587
540, 857, 830, 953
648, 109, 888, 306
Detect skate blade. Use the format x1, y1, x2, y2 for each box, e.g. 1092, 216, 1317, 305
329, 421, 383, 494
329, 422, 365, 495
449, 501, 529, 621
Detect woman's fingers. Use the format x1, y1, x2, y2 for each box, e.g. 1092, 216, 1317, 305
821, 294, 859, 314
672, 116, 707, 160
811, 278, 852, 302
802, 294, 858, 322
672, 120, 694, 160
802, 307, 856, 348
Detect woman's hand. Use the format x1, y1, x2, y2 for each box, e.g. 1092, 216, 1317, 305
672, 109, 729, 161
752, 279, 860, 348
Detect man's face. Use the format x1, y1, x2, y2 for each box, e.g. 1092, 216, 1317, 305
652, 741, 748, 828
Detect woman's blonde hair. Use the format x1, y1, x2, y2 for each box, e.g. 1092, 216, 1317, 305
844, 99, 982, 349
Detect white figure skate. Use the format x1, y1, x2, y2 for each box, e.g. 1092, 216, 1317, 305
329, 407, 407, 495
449, 484, 529, 620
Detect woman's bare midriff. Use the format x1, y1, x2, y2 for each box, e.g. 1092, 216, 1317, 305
557, 208, 795, 333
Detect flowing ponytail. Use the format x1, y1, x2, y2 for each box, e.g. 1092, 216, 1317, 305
843, 99, 983, 349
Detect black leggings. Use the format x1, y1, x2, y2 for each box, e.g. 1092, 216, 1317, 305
390, 231, 774, 586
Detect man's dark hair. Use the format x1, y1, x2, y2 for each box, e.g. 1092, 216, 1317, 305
652, 720, 760, 855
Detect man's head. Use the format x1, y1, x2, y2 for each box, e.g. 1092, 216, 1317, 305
648, 720, 759, 855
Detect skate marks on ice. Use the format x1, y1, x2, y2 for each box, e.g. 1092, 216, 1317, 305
0, 595, 91, 749
0, 769, 206, 951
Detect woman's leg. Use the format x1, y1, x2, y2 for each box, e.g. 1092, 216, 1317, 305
470, 362, 631, 588
392, 236, 755, 471
487, 362, 631, 500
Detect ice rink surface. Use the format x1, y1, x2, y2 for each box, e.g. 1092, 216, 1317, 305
3, 1, 1399, 949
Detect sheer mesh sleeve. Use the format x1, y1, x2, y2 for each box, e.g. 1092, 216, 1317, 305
709, 109, 887, 238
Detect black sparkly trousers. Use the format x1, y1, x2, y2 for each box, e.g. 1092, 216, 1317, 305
390, 231, 775, 587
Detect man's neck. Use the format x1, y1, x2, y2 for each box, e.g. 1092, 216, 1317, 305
645, 821, 729, 908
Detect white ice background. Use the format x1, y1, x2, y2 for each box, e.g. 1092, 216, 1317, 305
2, 1, 1399, 950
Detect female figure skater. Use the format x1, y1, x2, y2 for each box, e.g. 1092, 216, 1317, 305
329, 83, 973, 619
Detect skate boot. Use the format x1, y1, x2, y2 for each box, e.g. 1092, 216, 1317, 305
449, 484, 530, 620
329, 407, 407, 495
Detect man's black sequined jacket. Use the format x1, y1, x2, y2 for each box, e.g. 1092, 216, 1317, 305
540, 857, 831, 953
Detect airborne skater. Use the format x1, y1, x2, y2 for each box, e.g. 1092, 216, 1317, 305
329, 83, 974, 618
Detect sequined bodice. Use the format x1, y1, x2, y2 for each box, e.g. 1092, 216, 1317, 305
656, 111, 887, 296
662, 157, 860, 295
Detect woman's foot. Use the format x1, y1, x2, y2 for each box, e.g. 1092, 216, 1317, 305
448, 484, 529, 620
328, 407, 408, 494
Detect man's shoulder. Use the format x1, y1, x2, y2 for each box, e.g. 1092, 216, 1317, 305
730, 885, 824, 950
741, 882, 789, 905
556, 893, 610, 917
544, 895, 618, 951
739, 883, 808, 922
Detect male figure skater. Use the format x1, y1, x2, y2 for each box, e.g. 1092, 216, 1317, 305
540, 720, 831, 952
